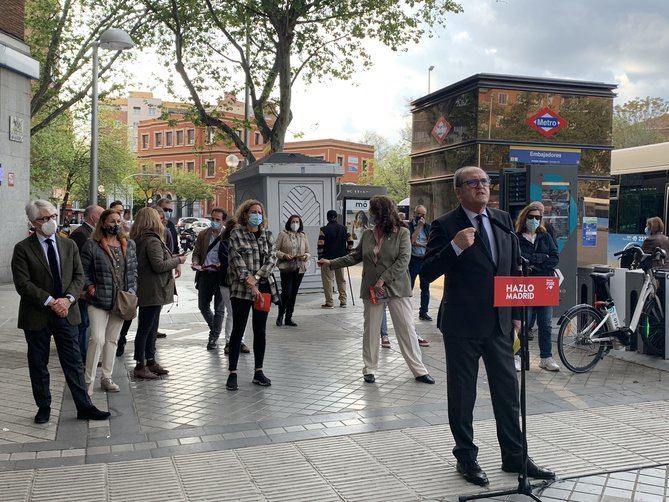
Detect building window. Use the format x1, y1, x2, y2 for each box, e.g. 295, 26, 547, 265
313, 155, 325, 160
336, 155, 344, 166
155, 163, 163, 174
165, 162, 173, 172
176, 162, 184, 171
165, 131, 173, 147
206, 127, 215, 144
254, 132, 261, 145
187, 129, 195, 145
205, 160, 215, 177
141, 134, 149, 149
155, 132, 162, 148
141, 164, 148, 173
498, 93, 508, 105
132, 106, 141, 114
176, 130, 184, 146
362, 159, 368, 173
186, 161, 195, 173
148, 106, 156, 116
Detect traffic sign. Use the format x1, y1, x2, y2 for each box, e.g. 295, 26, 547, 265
431, 116, 452, 144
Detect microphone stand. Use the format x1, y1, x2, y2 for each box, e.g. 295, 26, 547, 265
459, 219, 542, 502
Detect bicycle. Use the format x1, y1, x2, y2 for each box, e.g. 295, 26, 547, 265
556, 246, 667, 373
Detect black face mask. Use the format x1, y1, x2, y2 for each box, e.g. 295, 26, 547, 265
103, 224, 120, 236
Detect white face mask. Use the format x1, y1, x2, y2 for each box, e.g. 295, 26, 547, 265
41, 219, 57, 236
290, 222, 300, 232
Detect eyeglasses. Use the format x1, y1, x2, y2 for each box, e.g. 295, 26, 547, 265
460, 178, 491, 188
526, 215, 542, 221
35, 214, 57, 223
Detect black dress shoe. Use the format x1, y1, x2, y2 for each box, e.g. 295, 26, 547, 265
206, 339, 218, 350
77, 405, 111, 421
284, 318, 297, 327
363, 374, 375, 383
34, 406, 50, 424
156, 331, 167, 339
226, 373, 238, 391
415, 374, 435, 384
502, 458, 556, 480
419, 313, 433, 321
276, 316, 283, 326
457, 460, 489, 486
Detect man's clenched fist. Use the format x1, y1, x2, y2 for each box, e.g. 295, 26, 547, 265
453, 227, 476, 251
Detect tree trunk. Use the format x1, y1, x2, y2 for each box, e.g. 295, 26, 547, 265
271, 29, 294, 153
60, 173, 74, 224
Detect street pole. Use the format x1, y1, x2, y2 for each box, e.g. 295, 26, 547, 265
244, 25, 251, 151
89, 41, 100, 206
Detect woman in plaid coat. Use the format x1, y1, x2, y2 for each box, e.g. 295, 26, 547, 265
226, 200, 278, 391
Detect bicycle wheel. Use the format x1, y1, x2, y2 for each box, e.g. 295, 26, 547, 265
557, 304, 607, 373
639, 297, 666, 356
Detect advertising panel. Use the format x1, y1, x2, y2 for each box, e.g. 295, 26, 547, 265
345, 199, 371, 248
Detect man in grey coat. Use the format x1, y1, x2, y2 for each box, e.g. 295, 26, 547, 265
11, 200, 111, 424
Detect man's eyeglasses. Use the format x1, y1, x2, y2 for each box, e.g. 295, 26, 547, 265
35, 214, 57, 223
526, 215, 542, 221
460, 178, 491, 188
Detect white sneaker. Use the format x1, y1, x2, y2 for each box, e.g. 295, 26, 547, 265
101, 378, 120, 392
514, 355, 521, 372
539, 357, 560, 372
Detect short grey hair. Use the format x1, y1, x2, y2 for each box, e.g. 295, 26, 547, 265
156, 197, 172, 207
83, 205, 98, 218
453, 166, 486, 190
25, 199, 57, 222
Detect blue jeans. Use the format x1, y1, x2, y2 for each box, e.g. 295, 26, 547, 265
380, 306, 388, 337
527, 306, 553, 358
409, 256, 430, 315
77, 300, 89, 363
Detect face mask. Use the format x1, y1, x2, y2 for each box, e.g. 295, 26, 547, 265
645, 227, 652, 236
41, 219, 57, 236
164, 209, 172, 217
526, 218, 540, 232
103, 224, 120, 235
290, 222, 300, 232
249, 213, 263, 227
211, 221, 222, 230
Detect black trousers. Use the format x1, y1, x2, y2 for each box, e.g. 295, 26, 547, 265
278, 270, 304, 320
118, 318, 132, 349
228, 297, 268, 371
77, 300, 89, 363
134, 305, 162, 362
197, 272, 224, 340
444, 327, 523, 465
24, 314, 93, 411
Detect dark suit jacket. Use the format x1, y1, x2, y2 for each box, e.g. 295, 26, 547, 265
69, 222, 94, 252
422, 205, 520, 339
11, 234, 85, 330
166, 220, 179, 254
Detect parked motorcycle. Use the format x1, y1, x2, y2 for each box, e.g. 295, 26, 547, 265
179, 227, 197, 252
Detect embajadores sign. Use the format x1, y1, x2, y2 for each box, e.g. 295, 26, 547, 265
526, 107, 568, 138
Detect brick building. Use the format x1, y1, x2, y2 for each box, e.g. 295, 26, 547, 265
134, 100, 374, 217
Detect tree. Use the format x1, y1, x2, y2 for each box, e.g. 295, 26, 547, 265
26, 0, 149, 135
371, 144, 411, 202
170, 171, 214, 210
143, 0, 462, 163
30, 111, 136, 221
613, 97, 669, 149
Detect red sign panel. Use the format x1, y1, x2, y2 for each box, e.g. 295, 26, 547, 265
431, 116, 452, 143
494, 276, 560, 307
525, 107, 568, 138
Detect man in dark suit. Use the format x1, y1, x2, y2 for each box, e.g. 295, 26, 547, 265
11, 200, 111, 424
422, 167, 554, 486
69, 204, 103, 361
157, 197, 180, 254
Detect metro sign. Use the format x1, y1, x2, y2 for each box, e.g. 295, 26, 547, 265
526, 107, 568, 138
431, 116, 452, 144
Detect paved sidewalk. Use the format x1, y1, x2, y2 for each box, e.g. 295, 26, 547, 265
1, 265, 668, 500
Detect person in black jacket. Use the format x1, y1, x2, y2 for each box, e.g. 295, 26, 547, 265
69, 204, 104, 362
157, 197, 180, 254
422, 166, 554, 486
515, 203, 560, 372
317, 210, 352, 308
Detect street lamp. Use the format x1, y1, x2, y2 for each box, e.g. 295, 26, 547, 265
89, 28, 135, 206
225, 154, 240, 170
428, 65, 435, 94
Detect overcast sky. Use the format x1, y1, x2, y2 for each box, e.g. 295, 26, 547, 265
126, 0, 669, 144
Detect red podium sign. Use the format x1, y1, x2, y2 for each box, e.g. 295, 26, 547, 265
494, 276, 560, 307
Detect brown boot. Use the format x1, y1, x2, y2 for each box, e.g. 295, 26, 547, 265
146, 359, 169, 375
134, 362, 158, 380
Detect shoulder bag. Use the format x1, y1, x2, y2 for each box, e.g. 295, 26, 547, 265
111, 249, 138, 320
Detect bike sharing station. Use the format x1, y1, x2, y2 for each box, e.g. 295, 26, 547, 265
410, 73, 667, 362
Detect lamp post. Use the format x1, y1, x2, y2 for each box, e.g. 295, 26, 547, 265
428, 65, 435, 94
89, 28, 134, 206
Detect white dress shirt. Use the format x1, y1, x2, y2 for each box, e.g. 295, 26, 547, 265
451, 207, 498, 265
37, 234, 74, 305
